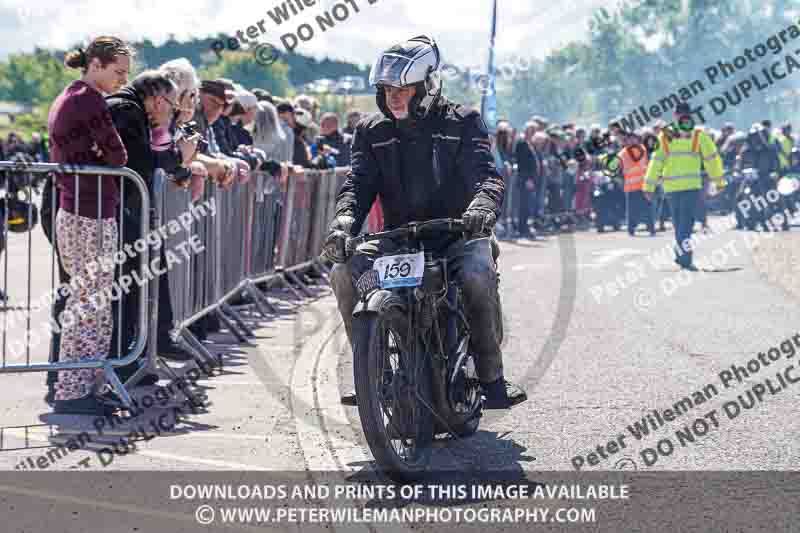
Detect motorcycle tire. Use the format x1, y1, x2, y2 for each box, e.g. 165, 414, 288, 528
352, 300, 433, 482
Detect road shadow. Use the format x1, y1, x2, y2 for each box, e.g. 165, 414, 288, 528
342, 430, 539, 508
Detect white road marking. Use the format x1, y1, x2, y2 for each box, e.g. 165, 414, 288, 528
1, 428, 270, 470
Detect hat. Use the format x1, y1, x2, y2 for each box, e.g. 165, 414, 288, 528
294, 108, 312, 128
200, 80, 235, 103
276, 101, 294, 114
674, 102, 692, 115
252, 88, 273, 102
235, 90, 258, 109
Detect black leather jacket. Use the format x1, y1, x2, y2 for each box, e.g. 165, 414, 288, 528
333, 97, 504, 232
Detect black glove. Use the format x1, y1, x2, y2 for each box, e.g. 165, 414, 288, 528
462, 209, 497, 236
321, 215, 355, 263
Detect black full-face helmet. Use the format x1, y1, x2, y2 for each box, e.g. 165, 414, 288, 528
369, 35, 442, 121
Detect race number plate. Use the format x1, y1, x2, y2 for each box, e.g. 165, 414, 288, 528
356, 269, 381, 298
373, 252, 425, 289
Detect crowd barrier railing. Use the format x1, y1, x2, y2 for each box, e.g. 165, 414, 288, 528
0, 162, 356, 414
158, 166, 350, 375
0, 162, 152, 409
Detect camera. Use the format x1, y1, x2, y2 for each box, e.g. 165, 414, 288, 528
233, 147, 269, 171
178, 121, 209, 153
172, 165, 193, 186
171, 121, 210, 186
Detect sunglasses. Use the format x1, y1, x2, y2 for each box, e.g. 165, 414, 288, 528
160, 94, 179, 110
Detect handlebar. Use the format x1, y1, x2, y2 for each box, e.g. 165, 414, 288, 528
345, 218, 467, 257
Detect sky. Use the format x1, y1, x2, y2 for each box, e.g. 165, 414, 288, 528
0, 0, 618, 69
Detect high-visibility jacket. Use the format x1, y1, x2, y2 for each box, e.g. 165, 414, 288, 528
644, 128, 725, 193
776, 133, 793, 170
619, 145, 648, 192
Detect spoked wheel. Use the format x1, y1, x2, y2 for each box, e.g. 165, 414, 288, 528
352, 300, 433, 482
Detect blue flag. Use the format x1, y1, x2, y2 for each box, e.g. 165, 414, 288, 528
481, 0, 498, 132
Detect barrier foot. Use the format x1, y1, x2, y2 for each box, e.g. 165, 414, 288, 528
179, 329, 218, 369
221, 302, 255, 338
315, 260, 332, 277
286, 270, 315, 298
244, 279, 277, 318
278, 272, 305, 301
216, 307, 248, 344
103, 363, 135, 411
155, 357, 205, 407
311, 261, 331, 285
299, 271, 317, 288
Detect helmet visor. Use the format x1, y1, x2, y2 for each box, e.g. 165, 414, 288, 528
369, 54, 413, 88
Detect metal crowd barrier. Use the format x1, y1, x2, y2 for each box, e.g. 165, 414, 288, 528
0, 161, 351, 413
159, 167, 350, 371
0, 162, 151, 409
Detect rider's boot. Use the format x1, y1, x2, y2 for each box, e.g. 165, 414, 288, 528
482, 378, 528, 409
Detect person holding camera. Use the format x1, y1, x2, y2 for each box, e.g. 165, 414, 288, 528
227, 88, 285, 178
105, 70, 199, 376
314, 112, 351, 167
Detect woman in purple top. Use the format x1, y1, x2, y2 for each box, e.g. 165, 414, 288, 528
47, 36, 131, 415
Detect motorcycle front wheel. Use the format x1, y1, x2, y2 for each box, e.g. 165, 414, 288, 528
352, 299, 434, 482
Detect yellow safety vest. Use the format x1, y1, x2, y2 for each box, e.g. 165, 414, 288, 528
644, 129, 725, 193
776, 133, 793, 170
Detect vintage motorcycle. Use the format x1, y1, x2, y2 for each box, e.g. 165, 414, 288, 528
592, 172, 625, 232
346, 218, 492, 481
733, 168, 763, 230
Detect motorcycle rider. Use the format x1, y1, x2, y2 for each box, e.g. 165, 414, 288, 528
322, 35, 527, 410
737, 122, 780, 231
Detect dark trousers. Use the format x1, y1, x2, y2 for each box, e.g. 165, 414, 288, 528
695, 187, 707, 227
668, 189, 700, 267
110, 211, 175, 361
46, 253, 69, 386
330, 236, 504, 384
652, 185, 670, 226
625, 190, 654, 234
546, 182, 563, 213
516, 179, 534, 236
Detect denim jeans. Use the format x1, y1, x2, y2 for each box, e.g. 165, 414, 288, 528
668, 189, 700, 267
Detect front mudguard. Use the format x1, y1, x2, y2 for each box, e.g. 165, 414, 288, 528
352, 289, 396, 318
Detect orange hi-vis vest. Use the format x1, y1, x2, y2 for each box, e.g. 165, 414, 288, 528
619, 145, 649, 192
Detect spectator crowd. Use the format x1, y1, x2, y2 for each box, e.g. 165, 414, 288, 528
490, 114, 800, 238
